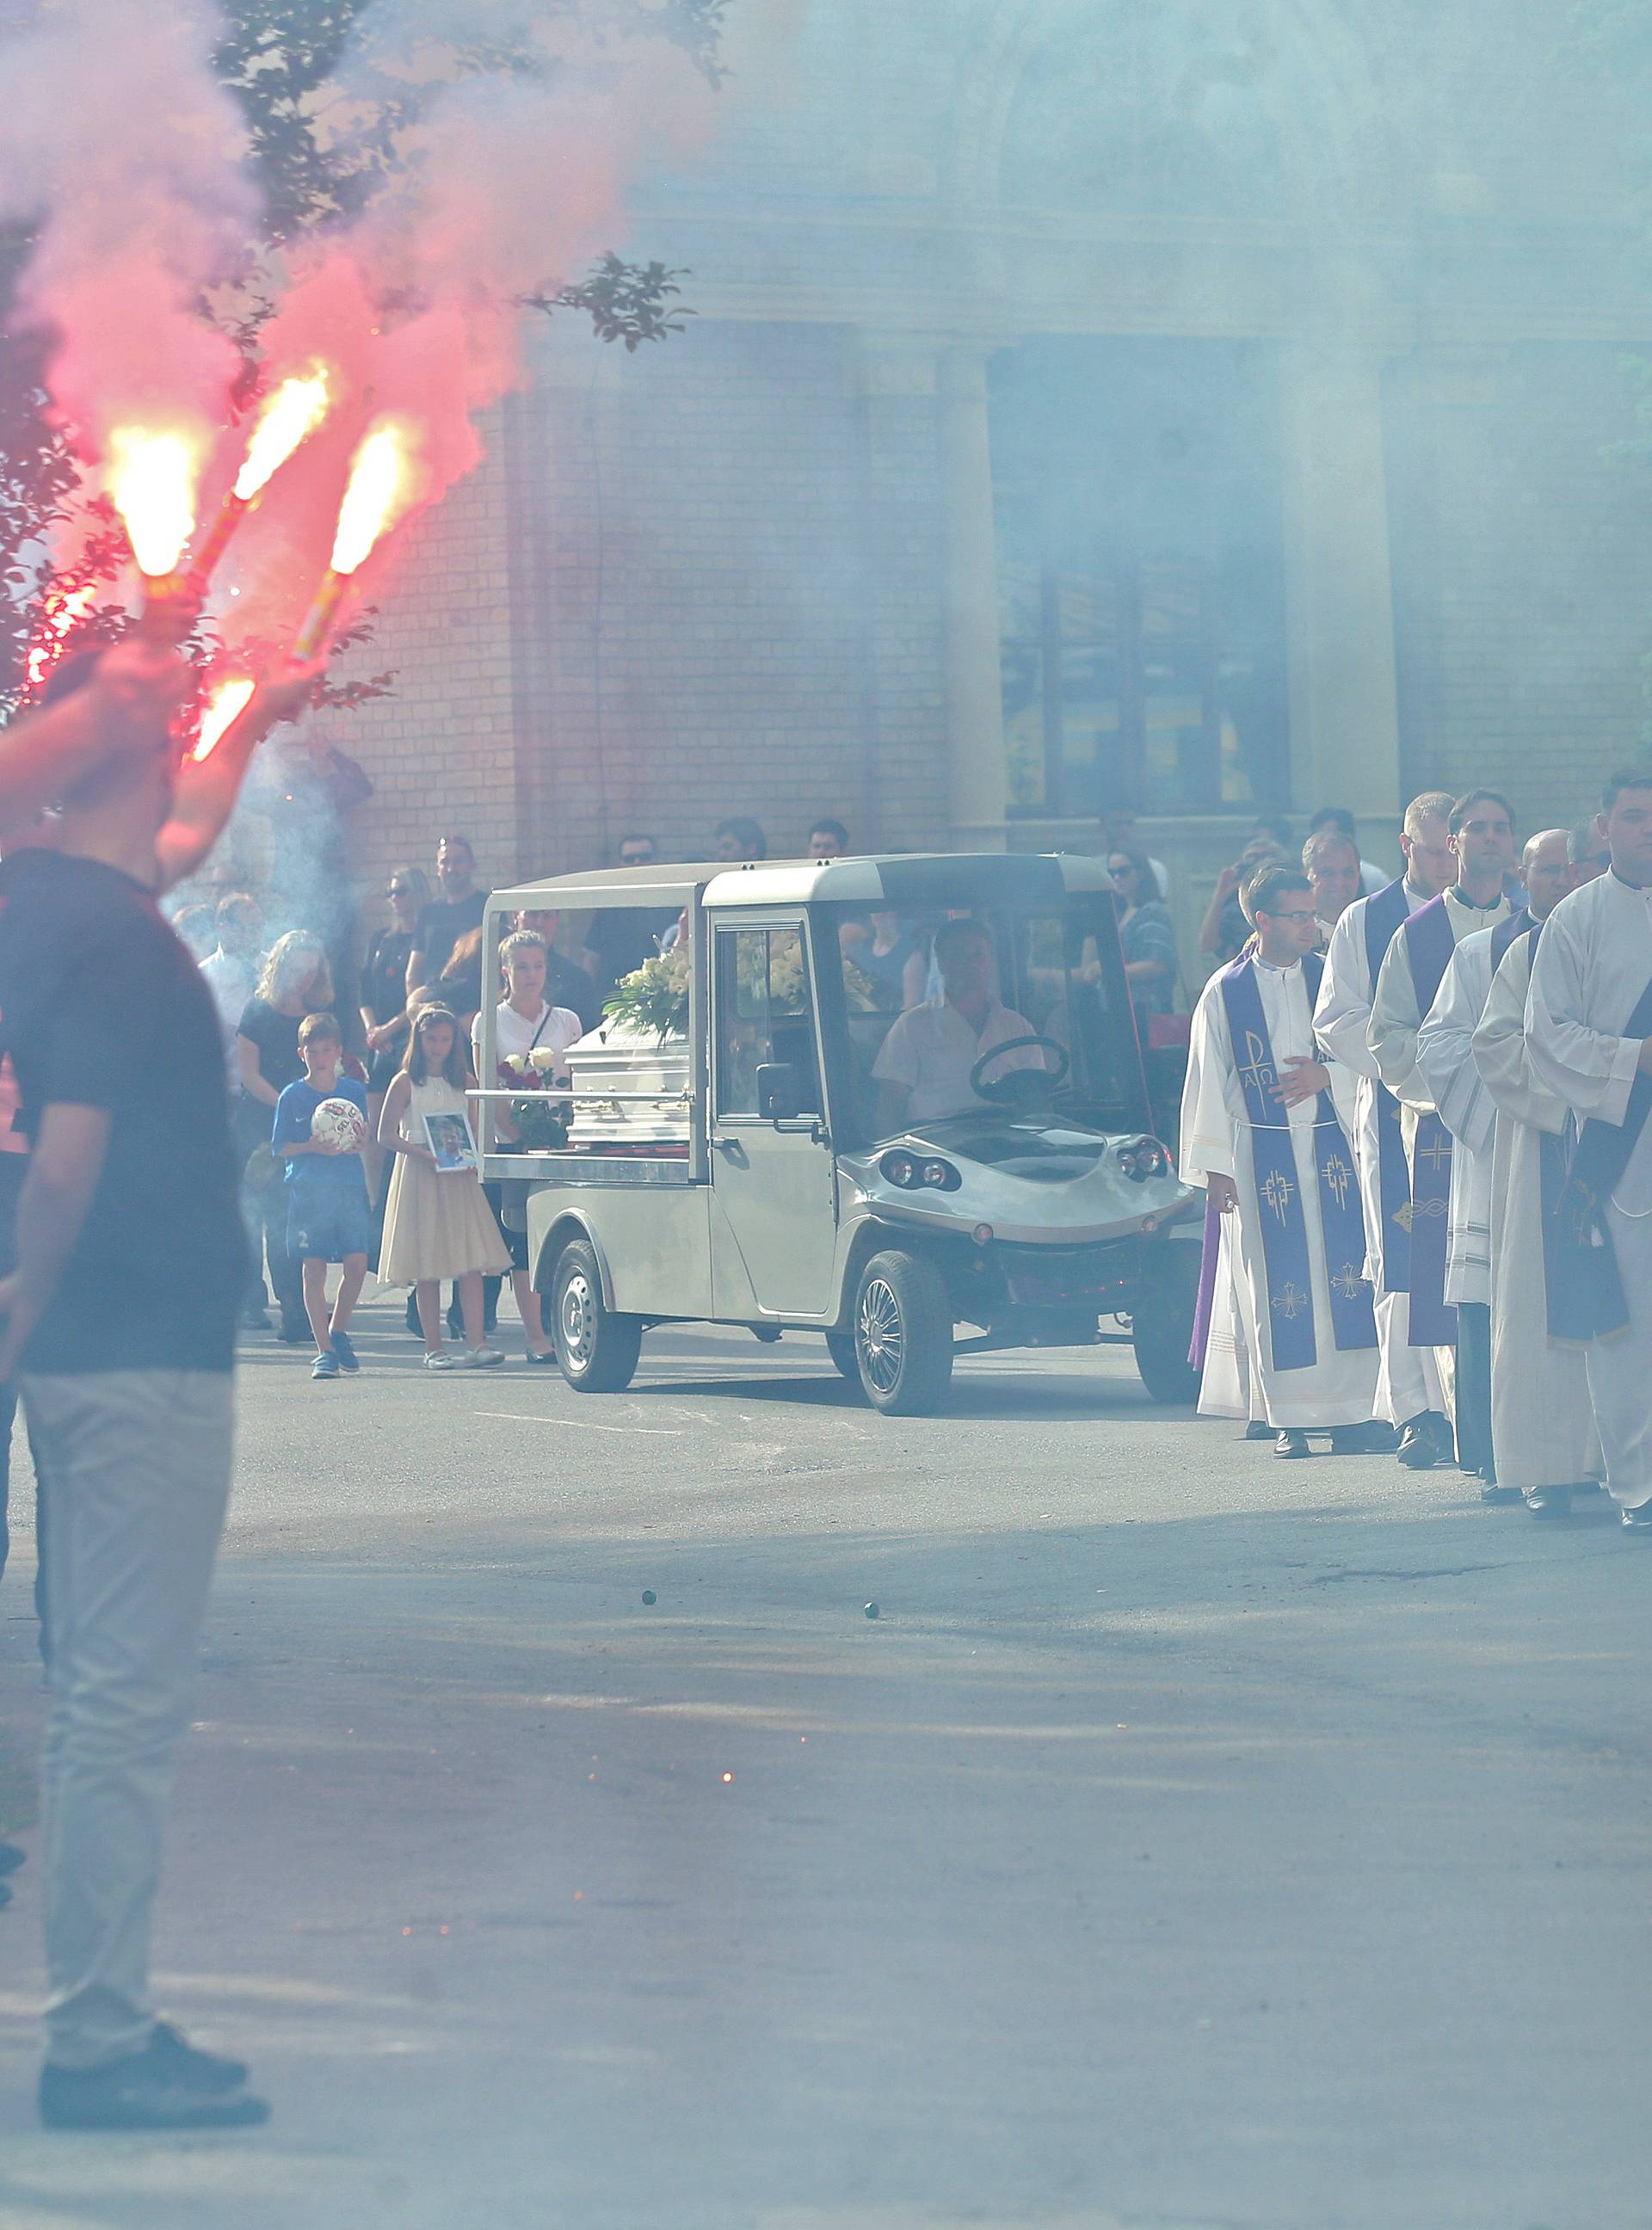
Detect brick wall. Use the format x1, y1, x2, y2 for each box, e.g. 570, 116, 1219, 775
1385, 342, 1652, 831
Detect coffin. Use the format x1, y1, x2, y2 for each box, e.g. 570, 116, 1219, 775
564, 1019, 691, 1149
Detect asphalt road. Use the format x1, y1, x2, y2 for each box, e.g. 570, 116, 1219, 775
1, 1295, 1648, 2230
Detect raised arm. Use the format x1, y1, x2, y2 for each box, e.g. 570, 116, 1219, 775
155, 662, 324, 893
0, 641, 192, 835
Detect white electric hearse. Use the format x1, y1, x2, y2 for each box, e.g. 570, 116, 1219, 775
475, 853, 1199, 1415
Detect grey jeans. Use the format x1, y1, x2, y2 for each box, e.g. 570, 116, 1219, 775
20, 1369, 233, 2071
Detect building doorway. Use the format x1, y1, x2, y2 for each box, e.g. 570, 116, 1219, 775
993, 338, 1289, 821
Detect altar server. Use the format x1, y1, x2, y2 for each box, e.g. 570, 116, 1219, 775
1314, 793, 1455, 1462
1470, 835, 1603, 1518
1181, 866, 1382, 1457
1370, 790, 1513, 1468
1526, 768, 1652, 1532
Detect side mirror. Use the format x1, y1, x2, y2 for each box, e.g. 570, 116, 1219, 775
755, 1063, 802, 1122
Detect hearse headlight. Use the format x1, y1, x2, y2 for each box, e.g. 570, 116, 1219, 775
879, 1150, 960, 1192
1117, 1137, 1170, 1183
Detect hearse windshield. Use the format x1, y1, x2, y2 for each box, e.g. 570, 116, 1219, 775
811, 890, 1149, 1148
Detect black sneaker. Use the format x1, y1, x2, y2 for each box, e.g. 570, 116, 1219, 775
1621, 1503, 1652, 1535
148, 2019, 249, 2093
1242, 1420, 1273, 1442
40, 2031, 268, 2131
1525, 1485, 1571, 1519
1275, 1428, 1311, 1459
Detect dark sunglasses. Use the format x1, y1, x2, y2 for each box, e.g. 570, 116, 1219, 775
620, 851, 653, 866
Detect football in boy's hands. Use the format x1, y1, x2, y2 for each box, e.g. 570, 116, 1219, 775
311, 1097, 367, 1155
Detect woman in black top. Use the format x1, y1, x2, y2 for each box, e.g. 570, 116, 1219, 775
237, 931, 335, 1340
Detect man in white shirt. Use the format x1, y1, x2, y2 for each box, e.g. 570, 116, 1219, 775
1526, 767, 1652, 1533
198, 892, 264, 1078
872, 919, 1041, 1130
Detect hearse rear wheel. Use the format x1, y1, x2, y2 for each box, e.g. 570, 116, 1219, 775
854, 1249, 954, 1417
552, 1239, 642, 1395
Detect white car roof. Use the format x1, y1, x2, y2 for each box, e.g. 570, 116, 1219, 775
486, 853, 1116, 915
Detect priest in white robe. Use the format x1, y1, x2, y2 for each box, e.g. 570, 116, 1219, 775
1470, 835, 1604, 1517
1182, 866, 1382, 1457
1526, 768, 1652, 1531
1313, 792, 1456, 1457
1370, 788, 1513, 1469
1412, 839, 1558, 1501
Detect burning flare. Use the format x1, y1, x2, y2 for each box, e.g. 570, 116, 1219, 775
193, 675, 255, 763
188, 367, 336, 594
293, 416, 422, 660
234, 367, 331, 502
108, 426, 203, 578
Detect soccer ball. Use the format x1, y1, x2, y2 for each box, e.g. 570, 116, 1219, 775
311, 1096, 367, 1153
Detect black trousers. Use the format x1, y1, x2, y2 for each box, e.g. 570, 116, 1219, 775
1454, 1302, 1494, 1477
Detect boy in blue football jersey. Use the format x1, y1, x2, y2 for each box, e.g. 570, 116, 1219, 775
271, 1013, 370, 1380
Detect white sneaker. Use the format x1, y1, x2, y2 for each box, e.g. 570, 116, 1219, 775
423, 1350, 456, 1371
462, 1346, 505, 1369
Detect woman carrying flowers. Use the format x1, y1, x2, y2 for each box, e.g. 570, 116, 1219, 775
471, 930, 583, 1360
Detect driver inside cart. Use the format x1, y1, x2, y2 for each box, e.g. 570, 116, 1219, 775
872, 917, 1045, 1130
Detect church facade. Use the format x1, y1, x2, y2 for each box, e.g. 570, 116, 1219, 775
321, 0, 1652, 960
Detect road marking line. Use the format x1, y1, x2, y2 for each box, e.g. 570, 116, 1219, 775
472, 1409, 683, 1437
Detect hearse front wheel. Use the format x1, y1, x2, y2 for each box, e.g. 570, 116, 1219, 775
854, 1249, 954, 1416
1131, 1245, 1201, 1405
552, 1240, 642, 1394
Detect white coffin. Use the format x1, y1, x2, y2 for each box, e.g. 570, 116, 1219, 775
564, 1020, 691, 1148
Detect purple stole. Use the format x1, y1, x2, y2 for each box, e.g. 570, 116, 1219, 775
1362, 879, 1414, 1293
1490, 906, 1534, 972
1400, 897, 1460, 1347
1217, 952, 1376, 1371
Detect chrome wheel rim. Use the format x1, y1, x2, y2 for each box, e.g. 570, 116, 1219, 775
857, 1277, 904, 1394
559, 1272, 596, 1366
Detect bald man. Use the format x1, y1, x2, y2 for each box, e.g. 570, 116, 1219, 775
1470, 829, 1603, 1516
1415, 828, 1555, 1498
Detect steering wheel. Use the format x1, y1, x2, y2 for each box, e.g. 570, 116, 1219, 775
968, 1033, 1069, 1109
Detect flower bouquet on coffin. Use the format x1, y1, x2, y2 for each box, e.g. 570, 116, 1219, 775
499, 1046, 570, 1150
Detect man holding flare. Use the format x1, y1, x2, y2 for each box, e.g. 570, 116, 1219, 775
0, 636, 320, 2132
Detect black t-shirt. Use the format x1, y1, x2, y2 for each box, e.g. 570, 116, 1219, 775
586, 907, 678, 995
0, 850, 247, 1374
236, 996, 305, 1097
412, 890, 486, 985
542, 946, 597, 1032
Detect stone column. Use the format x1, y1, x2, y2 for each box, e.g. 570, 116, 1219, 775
940, 347, 1009, 850
1279, 345, 1403, 822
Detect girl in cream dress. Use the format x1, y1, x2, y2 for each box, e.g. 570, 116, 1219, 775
377, 1005, 510, 1370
